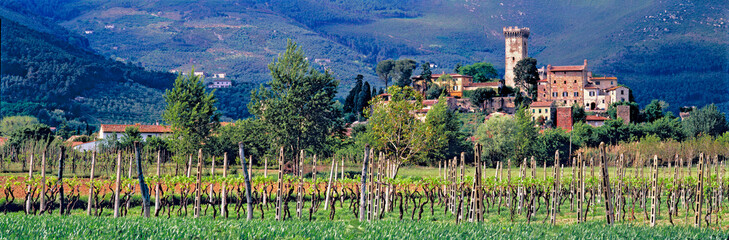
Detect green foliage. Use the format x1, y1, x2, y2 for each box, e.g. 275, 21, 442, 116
118, 126, 142, 149
572, 104, 586, 123
606, 101, 640, 122
458, 62, 498, 82
536, 128, 576, 165
343, 75, 373, 121
423, 97, 468, 164
249, 40, 339, 158
419, 62, 432, 86
8, 123, 53, 148
513, 58, 539, 99
0, 115, 38, 136
163, 69, 221, 156
376, 59, 417, 88
641, 99, 668, 123
469, 88, 496, 109
513, 107, 538, 161
682, 104, 728, 138
365, 86, 430, 172
211, 119, 268, 164
425, 84, 446, 100
476, 114, 516, 166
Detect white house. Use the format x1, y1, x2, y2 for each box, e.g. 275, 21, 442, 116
99, 124, 172, 140
607, 86, 629, 103
208, 79, 232, 88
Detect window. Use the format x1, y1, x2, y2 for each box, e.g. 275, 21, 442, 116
611, 81, 614, 85
621, 98, 625, 102
589, 91, 595, 97
574, 92, 579, 97
532, 109, 535, 113
595, 81, 600, 85
538, 109, 542, 113
553, 80, 556, 83
574, 80, 577, 83
562, 92, 568, 97
552, 92, 558, 97
620, 90, 624, 94
563, 81, 566, 84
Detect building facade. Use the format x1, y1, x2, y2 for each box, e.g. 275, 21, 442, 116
99, 124, 173, 140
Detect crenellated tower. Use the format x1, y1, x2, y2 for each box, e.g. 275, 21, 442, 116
503, 26, 530, 88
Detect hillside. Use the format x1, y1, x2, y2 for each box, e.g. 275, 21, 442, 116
0, 13, 175, 129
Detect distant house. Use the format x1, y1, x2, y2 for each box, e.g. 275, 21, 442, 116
84, 30, 94, 34
74, 141, 101, 152
411, 73, 502, 98
208, 79, 232, 88
99, 123, 172, 140
586, 115, 610, 127
213, 73, 226, 79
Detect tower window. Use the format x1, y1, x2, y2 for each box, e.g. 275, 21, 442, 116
621, 90, 624, 94
563, 81, 566, 84
574, 80, 577, 83
574, 92, 579, 97
552, 92, 558, 97
562, 92, 568, 97
595, 81, 601, 85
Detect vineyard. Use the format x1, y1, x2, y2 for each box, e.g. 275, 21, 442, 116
1, 141, 729, 238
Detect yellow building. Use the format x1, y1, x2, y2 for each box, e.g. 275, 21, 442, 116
412, 73, 501, 98
529, 101, 555, 123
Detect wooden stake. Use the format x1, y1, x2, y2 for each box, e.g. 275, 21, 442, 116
113, 151, 121, 218
86, 152, 96, 216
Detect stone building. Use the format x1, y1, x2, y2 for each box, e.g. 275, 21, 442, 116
503, 26, 530, 88
529, 101, 555, 123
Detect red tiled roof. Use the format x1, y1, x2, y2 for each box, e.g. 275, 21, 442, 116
69, 141, 85, 147
586, 115, 610, 121
605, 86, 625, 91
584, 85, 599, 89
415, 109, 430, 113
466, 82, 499, 87
0, 137, 7, 146
590, 77, 617, 80
549, 65, 585, 71
422, 100, 438, 106
431, 74, 473, 78
530, 101, 553, 107
100, 124, 172, 133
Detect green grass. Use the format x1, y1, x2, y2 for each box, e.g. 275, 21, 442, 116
1, 213, 727, 239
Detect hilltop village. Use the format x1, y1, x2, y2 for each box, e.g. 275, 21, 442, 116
397, 26, 633, 130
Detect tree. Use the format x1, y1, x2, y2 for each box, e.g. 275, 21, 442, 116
458, 62, 499, 82
607, 101, 640, 123
365, 86, 431, 177
642, 99, 667, 123
682, 104, 728, 137
376, 60, 395, 88
476, 114, 516, 166
211, 119, 268, 162
513, 58, 539, 99
343, 75, 364, 114
642, 116, 684, 141
392, 59, 417, 87
355, 81, 372, 120
0, 116, 39, 136
513, 107, 538, 161
249, 40, 339, 158
453, 62, 462, 73
119, 126, 142, 149
469, 88, 496, 109
572, 104, 586, 123
424, 96, 466, 164
8, 123, 53, 149
425, 84, 446, 100
420, 62, 433, 89
536, 128, 575, 165
163, 69, 221, 156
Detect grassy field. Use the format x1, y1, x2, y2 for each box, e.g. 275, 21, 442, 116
0, 214, 726, 239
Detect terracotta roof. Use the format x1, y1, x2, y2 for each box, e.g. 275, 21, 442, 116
100, 124, 172, 133
586, 115, 610, 121
549, 65, 585, 72
431, 74, 473, 78
530, 101, 553, 107
415, 109, 430, 113
605, 86, 625, 91
69, 141, 85, 147
584, 85, 599, 89
0, 137, 7, 146
466, 82, 499, 87
590, 77, 617, 80
422, 100, 438, 106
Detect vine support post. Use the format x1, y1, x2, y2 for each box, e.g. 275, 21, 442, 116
57, 146, 65, 216
39, 152, 46, 213
25, 154, 33, 215
695, 153, 704, 227
194, 149, 202, 218
154, 150, 161, 216
221, 152, 228, 218
86, 152, 96, 216
359, 145, 370, 222
240, 143, 253, 221
600, 142, 614, 225
113, 151, 121, 218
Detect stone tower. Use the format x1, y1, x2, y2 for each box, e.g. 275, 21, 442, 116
503, 26, 530, 88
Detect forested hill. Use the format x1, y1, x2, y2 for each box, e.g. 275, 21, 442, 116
0, 14, 175, 129
1, 0, 727, 123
